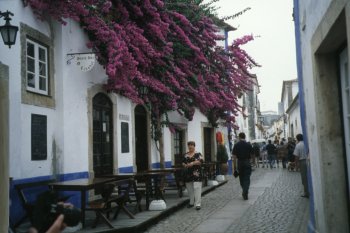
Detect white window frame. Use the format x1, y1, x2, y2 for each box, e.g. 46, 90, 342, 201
26, 38, 48, 95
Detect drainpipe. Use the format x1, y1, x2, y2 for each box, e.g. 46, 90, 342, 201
293, 1, 315, 232
0, 62, 9, 232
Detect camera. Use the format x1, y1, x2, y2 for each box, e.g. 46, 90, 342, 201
31, 191, 81, 233
50, 203, 81, 227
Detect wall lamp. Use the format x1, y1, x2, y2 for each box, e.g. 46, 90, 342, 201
0, 11, 18, 48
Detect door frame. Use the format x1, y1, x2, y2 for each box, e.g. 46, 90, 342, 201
201, 122, 215, 162
339, 47, 350, 196
171, 126, 187, 166
92, 93, 114, 176
133, 104, 151, 172
88, 86, 118, 178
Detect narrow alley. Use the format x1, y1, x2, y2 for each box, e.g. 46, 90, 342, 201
3, 1, 350, 232
144, 168, 309, 233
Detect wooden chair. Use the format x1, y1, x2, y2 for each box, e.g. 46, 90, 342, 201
124, 178, 143, 213
87, 179, 135, 229
112, 179, 136, 219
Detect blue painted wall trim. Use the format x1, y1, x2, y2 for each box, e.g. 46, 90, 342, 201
293, 1, 316, 232
119, 166, 134, 173
151, 161, 173, 169
10, 171, 88, 225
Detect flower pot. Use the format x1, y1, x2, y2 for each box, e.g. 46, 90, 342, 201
220, 162, 228, 175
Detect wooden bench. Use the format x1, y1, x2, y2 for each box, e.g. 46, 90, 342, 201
14, 179, 56, 228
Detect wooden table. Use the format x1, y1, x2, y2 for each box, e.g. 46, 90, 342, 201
104, 170, 179, 210
49, 177, 117, 227
140, 170, 179, 208
146, 168, 184, 197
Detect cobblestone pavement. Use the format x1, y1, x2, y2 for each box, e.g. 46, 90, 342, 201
143, 167, 309, 233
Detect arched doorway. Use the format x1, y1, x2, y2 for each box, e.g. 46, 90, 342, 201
93, 93, 113, 177
134, 105, 149, 171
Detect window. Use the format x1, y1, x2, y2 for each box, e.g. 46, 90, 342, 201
121, 122, 129, 153
21, 23, 55, 108
26, 39, 48, 95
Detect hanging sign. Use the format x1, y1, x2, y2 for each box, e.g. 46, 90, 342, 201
66, 53, 96, 72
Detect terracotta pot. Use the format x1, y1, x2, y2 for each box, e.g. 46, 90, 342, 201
220, 163, 228, 175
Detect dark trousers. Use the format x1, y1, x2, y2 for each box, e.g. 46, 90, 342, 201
282, 157, 287, 168
238, 160, 252, 195
299, 159, 309, 195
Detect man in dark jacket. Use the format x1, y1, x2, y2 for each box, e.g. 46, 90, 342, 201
266, 140, 277, 169
232, 133, 253, 200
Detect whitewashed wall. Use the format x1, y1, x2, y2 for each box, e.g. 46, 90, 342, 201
291, 81, 298, 98
4, 0, 229, 179
288, 101, 301, 137
116, 97, 134, 169
4, 4, 139, 178
235, 96, 249, 140
298, 0, 341, 232
298, 1, 331, 231
216, 28, 226, 47
2, 1, 54, 179
188, 109, 208, 155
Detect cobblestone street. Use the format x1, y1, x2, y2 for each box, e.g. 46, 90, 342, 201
144, 167, 309, 233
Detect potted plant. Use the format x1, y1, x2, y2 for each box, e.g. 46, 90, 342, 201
216, 144, 229, 175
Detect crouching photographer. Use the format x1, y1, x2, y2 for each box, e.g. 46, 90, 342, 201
28, 214, 65, 233
27, 191, 81, 233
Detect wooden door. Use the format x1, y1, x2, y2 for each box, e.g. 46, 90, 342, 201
93, 93, 113, 177
135, 105, 149, 171
204, 127, 212, 162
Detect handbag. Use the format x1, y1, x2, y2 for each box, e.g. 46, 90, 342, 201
233, 170, 239, 178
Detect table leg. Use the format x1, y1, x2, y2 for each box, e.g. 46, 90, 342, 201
81, 190, 86, 228
154, 175, 164, 200
145, 178, 150, 210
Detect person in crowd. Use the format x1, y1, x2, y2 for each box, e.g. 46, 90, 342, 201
266, 140, 277, 169
261, 141, 268, 168
182, 141, 203, 210
277, 140, 288, 168
293, 134, 310, 198
232, 133, 253, 200
252, 142, 261, 168
274, 140, 280, 167
287, 138, 296, 171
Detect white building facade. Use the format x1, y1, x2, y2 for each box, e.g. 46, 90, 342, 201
280, 79, 301, 139
294, 0, 350, 232
234, 75, 261, 142
0, 1, 236, 227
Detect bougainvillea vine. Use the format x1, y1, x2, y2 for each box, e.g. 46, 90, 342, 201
24, 0, 258, 131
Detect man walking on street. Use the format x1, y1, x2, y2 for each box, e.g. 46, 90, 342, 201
266, 140, 277, 169
232, 133, 253, 200
294, 134, 309, 198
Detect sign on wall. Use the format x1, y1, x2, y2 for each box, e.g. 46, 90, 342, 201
66, 53, 96, 72
119, 114, 130, 121
31, 114, 47, 160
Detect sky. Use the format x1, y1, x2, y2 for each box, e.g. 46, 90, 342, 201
209, 0, 297, 112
